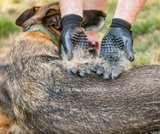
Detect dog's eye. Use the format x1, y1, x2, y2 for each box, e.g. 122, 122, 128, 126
53, 23, 61, 30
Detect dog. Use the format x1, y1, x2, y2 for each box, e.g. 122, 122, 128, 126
0, 2, 160, 134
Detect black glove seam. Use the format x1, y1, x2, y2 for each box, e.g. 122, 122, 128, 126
61, 14, 83, 29
110, 18, 132, 36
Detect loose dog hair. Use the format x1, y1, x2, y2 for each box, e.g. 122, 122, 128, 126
0, 2, 160, 134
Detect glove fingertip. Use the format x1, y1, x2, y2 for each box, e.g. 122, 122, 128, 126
67, 52, 73, 60
113, 73, 119, 79
96, 70, 102, 75
70, 67, 77, 74
103, 75, 110, 80
78, 70, 84, 77
126, 52, 134, 62
86, 68, 91, 75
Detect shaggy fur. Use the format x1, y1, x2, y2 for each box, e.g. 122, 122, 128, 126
0, 2, 160, 134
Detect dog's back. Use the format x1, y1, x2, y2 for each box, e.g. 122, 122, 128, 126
0, 30, 63, 133
0, 2, 160, 134
1, 29, 160, 134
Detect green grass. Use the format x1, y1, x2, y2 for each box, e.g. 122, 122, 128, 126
132, 11, 160, 36
154, 132, 160, 134
0, 39, 7, 48
0, 0, 160, 133
1, 0, 160, 66
131, 29, 160, 66
0, 13, 20, 37
97, 0, 160, 67
0, 0, 160, 66
0, 11, 20, 48
44, 0, 58, 3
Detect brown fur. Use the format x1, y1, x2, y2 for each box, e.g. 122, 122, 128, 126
0, 2, 160, 134
0, 114, 11, 129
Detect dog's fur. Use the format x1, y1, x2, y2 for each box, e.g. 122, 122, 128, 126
0, 2, 160, 134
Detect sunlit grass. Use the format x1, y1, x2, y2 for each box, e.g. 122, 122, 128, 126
0, 13, 20, 37
97, 0, 160, 67
1, 0, 160, 67
131, 29, 160, 66
0, 0, 160, 133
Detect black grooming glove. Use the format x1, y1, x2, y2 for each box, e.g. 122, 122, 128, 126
59, 14, 93, 77
102, 18, 134, 61
92, 18, 134, 79
59, 14, 88, 60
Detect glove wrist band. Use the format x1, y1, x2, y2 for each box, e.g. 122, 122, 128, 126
59, 14, 83, 29
110, 18, 132, 34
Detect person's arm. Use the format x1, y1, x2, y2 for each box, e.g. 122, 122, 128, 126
92, 0, 147, 79
59, 0, 84, 60
114, 0, 147, 25
59, 0, 91, 76
59, 0, 84, 18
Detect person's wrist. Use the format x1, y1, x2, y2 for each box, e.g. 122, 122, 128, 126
110, 18, 131, 34
59, 14, 83, 29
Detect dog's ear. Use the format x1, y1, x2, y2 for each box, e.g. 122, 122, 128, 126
83, 10, 106, 31
15, 7, 39, 26
42, 10, 106, 29
41, 9, 61, 26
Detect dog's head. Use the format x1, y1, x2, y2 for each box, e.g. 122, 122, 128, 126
16, 2, 106, 39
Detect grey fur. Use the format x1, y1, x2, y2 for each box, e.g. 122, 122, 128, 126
0, 2, 160, 134
0, 31, 160, 134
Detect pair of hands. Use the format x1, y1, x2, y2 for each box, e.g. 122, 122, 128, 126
59, 18, 134, 79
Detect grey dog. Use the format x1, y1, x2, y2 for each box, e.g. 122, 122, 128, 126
0, 2, 160, 134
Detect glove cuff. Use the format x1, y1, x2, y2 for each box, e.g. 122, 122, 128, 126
59, 14, 83, 29
110, 18, 131, 34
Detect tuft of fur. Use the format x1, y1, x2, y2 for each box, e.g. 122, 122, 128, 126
62, 47, 94, 71
0, 29, 160, 134
0, 2, 160, 134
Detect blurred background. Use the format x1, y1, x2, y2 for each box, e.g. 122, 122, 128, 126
0, 0, 160, 68
0, 0, 160, 133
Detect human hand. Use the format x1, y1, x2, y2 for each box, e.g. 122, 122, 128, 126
61, 31, 94, 76
59, 14, 85, 60
59, 14, 95, 76
91, 18, 134, 79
